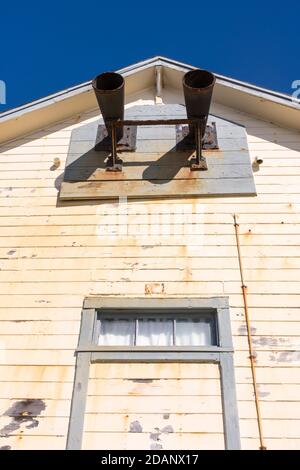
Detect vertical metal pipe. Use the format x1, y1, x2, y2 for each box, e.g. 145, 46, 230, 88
233, 214, 267, 450
195, 123, 202, 165
155, 65, 163, 103
111, 123, 117, 167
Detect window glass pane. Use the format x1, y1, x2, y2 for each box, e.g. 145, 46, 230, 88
176, 318, 216, 346
98, 319, 135, 346
136, 318, 173, 346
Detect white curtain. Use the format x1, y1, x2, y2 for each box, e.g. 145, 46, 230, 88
98, 317, 214, 346
176, 319, 213, 346
136, 319, 173, 346
98, 319, 135, 346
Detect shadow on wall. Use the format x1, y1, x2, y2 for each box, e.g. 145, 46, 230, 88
1, 97, 300, 209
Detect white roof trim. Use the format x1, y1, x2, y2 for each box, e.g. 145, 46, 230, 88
1, 56, 298, 121
0, 56, 299, 144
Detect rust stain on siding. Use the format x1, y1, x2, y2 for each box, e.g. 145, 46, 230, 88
145, 283, 165, 295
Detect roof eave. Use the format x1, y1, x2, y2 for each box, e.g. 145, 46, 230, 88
0, 56, 299, 144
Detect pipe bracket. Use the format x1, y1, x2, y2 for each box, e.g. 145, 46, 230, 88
94, 125, 137, 152
190, 157, 208, 171
176, 122, 218, 150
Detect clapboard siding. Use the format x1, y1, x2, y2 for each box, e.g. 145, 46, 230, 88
0, 95, 299, 450
1, 306, 297, 321
82, 432, 225, 450
0, 365, 75, 382
1, 284, 300, 297
82, 363, 225, 450
2, 269, 300, 282
1, 281, 300, 295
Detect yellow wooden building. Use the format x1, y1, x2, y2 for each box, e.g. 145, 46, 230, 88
0, 57, 299, 450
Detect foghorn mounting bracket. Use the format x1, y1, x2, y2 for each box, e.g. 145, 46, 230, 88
94, 118, 218, 172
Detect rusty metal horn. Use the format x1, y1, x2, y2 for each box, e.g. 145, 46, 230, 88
92, 72, 124, 141
183, 69, 215, 138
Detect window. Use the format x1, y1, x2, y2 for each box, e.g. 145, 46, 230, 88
97, 312, 217, 347
67, 298, 241, 450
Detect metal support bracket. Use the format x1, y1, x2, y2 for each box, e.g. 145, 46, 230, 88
189, 123, 208, 171
190, 157, 208, 171
176, 122, 218, 150
94, 119, 218, 172
94, 124, 137, 172
95, 125, 137, 151
105, 156, 123, 172
176, 122, 218, 171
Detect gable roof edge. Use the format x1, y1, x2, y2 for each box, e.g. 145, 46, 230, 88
0, 56, 299, 144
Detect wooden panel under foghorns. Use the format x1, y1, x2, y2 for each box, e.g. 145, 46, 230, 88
60, 104, 256, 200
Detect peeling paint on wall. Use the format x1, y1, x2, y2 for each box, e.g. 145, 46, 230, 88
145, 283, 165, 295
0, 400, 46, 442
129, 421, 143, 433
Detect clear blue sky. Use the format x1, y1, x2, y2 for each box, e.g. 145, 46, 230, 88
1, 1, 299, 112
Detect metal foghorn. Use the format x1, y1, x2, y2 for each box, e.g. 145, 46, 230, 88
92, 72, 125, 141
183, 69, 215, 138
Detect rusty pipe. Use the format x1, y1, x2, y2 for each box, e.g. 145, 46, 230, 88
233, 214, 267, 450
183, 69, 215, 138
92, 71, 124, 141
